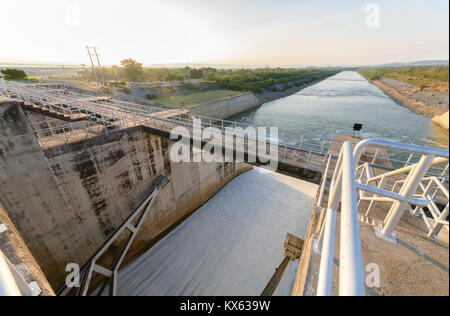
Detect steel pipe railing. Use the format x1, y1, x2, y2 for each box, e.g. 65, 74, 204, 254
0, 250, 22, 296
315, 139, 449, 296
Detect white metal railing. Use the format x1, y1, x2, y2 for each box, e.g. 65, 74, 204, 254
0, 80, 358, 156
2, 80, 449, 177
0, 250, 34, 296
315, 139, 449, 296
0, 250, 21, 296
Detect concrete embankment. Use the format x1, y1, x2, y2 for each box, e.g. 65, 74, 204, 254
432, 111, 449, 130
366, 77, 449, 119
189, 74, 340, 120
256, 73, 340, 104
0, 98, 251, 290
189, 92, 261, 119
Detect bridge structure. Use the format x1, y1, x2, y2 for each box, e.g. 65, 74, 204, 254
0, 79, 340, 180
1, 79, 449, 296
1, 79, 445, 180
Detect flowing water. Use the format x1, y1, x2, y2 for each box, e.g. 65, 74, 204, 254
118, 168, 318, 296
229, 71, 449, 156
118, 71, 448, 296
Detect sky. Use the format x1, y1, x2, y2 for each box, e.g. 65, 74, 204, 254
1, 0, 449, 67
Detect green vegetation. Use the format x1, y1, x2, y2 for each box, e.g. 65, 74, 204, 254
145, 93, 158, 100
76, 59, 339, 94
211, 68, 338, 94
120, 59, 144, 82
155, 90, 243, 108
358, 66, 449, 93
119, 87, 131, 94
1, 68, 28, 80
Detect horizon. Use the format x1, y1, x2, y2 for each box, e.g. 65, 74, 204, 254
0, 59, 449, 69
2, 0, 449, 67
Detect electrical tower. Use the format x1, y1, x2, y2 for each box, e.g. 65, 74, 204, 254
85, 46, 105, 85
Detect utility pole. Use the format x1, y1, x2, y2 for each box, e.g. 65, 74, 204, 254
92, 47, 106, 83
86, 46, 100, 85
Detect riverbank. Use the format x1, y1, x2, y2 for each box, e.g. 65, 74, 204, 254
370, 77, 448, 116
256, 73, 339, 104
182, 74, 339, 119
359, 72, 449, 130
227, 71, 448, 153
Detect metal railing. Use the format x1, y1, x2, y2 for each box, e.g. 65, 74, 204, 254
0, 250, 21, 296
0, 80, 348, 155
3, 80, 448, 177
0, 250, 34, 296
315, 139, 449, 296
58, 175, 167, 296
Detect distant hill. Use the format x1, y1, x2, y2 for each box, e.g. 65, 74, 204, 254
371, 60, 449, 68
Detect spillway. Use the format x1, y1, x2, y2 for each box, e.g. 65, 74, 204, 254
117, 168, 318, 296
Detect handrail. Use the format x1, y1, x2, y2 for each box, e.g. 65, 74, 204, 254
0, 250, 21, 296
366, 157, 448, 183
340, 142, 365, 295
57, 175, 167, 296
354, 139, 449, 162
316, 139, 449, 296
4, 80, 450, 176
317, 142, 365, 296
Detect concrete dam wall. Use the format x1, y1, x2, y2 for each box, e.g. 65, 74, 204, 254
189, 92, 261, 119
0, 99, 251, 289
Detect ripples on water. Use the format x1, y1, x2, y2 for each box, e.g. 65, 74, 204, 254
229, 71, 449, 161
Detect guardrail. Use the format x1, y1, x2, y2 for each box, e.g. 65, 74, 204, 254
2, 80, 449, 176
0, 250, 34, 296
315, 139, 449, 296
0, 250, 21, 296
57, 175, 167, 296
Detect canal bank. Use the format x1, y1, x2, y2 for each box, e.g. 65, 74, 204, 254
226, 71, 449, 153
363, 76, 449, 131
189, 73, 340, 120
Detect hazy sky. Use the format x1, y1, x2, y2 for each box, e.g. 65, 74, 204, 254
1, 0, 449, 67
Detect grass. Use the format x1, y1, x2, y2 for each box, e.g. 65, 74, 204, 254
358, 66, 449, 93
155, 90, 244, 108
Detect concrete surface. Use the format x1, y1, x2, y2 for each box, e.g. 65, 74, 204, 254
292, 176, 449, 296
117, 167, 318, 296
0, 99, 251, 290
189, 93, 261, 119
0, 203, 54, 296
432, 111, 449, 130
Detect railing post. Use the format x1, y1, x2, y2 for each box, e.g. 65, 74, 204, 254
317, 151, 344, 296
339, 142, 365, 296
320, 138, 326, 154
299, 136, 304, 150
381, 154, 436, 236
427, 204, 449, 238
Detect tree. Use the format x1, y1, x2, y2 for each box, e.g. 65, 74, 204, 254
1, 68, 27, 80
188, 68, 203, 79
120, 59, 144, 82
